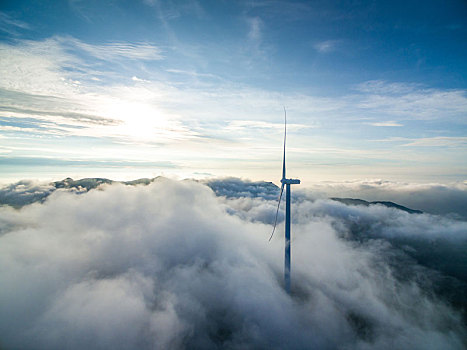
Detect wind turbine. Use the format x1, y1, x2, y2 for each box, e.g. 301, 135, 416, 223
270, 107, 300, 294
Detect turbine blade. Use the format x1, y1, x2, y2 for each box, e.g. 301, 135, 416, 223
282, 107, 287, 180
269, 183, 284, 241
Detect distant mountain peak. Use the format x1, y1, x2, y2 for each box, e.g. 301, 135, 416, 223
330, 197, 423, 214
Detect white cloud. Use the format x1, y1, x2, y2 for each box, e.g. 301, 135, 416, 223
225, 120, 309, 132
355, 80, 421, 94
57, 36, 164, 61
166, 69, 219, 80
0, 179, 465, 349
368, 121, 403, 127
131, 76, 147, 82
301, 179, 467, 219
354, 81, 467, 120
0, 11, 30, 35
247, 17, 263, 42
313, 40, 340, 53
373, 136, 467, 148
0, 39, 75, 96
402, 136, 467, 147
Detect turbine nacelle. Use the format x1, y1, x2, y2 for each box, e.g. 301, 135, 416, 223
281, 178, 300, 185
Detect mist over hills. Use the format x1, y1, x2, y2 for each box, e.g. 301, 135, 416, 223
0, 176, 428, 215
0, 177, 156, 208
0, 177, 466, 349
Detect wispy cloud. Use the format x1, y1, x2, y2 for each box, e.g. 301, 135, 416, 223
355, 80, 421, 94
403, 136, 467, 147
143, 0, 204, 20
0, 11, 30, 36
373, 136, 467, 148
166, 69, 219, 80
1, 36, 466, 182
247, 16, 263, 42
354, 81, 467, 120
367, 121, 403, 127
0, 103, 118, 126
0, 156, 177, 168
313, 40, 340, 53
58, 37, 164, 61
225, 120, 310, 132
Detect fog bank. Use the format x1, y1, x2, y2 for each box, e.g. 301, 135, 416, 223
0, 178, 465, 349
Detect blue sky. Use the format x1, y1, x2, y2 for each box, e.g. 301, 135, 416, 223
0, 0, 466, 184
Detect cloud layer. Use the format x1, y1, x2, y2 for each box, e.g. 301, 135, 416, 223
301, 180, 467, 220
0, 178, 465, 349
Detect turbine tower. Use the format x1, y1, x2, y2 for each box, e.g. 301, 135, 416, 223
270, 108, 300, 294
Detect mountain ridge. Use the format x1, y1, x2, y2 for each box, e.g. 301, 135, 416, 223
330, 197, 423, 214
0, 177, 423, 215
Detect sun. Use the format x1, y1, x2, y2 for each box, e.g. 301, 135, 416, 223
97, 98, 181, 143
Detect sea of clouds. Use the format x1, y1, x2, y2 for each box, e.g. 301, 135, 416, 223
0, 177, 466, 349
